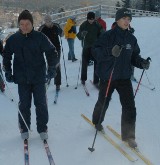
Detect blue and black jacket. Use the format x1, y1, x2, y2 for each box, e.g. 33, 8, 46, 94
3, 29, 58, 84
92, 25, 145, 81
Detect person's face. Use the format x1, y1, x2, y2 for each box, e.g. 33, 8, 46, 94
88, 19, 95, 24
117, 16, 131, 30
19, 20, 33, 34
45, 20, 52, 28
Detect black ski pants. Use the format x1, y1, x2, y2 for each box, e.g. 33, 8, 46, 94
92, 79, 136, 140
54, 63, 61, 86
81, 47, 99, 83
54, 51, 61, 86
18, 83, 48, 133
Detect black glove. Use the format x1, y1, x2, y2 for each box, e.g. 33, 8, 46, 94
112, 45, 123, 57
141, 59, 150, 70
129, 27, 135, 34
68, 26, 76, 33
5, 72, 14, 83
47, 66, 57, 80
81, 31, 88, 38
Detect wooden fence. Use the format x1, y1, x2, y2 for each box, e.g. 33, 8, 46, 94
50, 5, 160, 27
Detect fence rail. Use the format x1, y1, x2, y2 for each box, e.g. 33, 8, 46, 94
50, 5, 160, 27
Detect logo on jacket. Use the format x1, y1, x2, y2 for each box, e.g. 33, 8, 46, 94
126, 44, 131, 49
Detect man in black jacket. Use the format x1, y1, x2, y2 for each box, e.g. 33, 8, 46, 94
91, 8, 150, 148
3, 10, 58, 140
77, 12, 104, 86
39, 15, 63, 90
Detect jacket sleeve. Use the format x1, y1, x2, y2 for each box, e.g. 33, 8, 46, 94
68, 26, 76, 34
3, 39, 13, 72
131, 40, 144, 69
76, 22, 86, 40
92, 32, 113, 63
0, 40, 3, 55
53, 23, 64, 37
40, 33, 59, 68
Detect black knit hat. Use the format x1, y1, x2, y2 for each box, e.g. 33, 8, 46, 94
87, 12, 95, 20
115, 8, 132, 21
18, 10, 33, 25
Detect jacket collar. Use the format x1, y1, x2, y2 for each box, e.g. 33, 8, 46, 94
19, 28, 34, 37
115, 25, 128, 37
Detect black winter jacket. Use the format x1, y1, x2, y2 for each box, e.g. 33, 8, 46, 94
77, 20, 104, 48
92, 25, 145, 81
38, 23, 63, 52
3, 29, 58, 84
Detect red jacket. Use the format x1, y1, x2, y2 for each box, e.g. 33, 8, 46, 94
97, 18, 107, 31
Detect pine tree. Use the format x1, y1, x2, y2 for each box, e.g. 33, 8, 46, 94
116, 1, 121, 7
121, 0, 131, 8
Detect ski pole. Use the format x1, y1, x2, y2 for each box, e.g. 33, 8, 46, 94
88, 58, 117, 152
0, 71, 31, 133
59, 37, 69, 87
75, 58, 82, 89
134, 69, 145, 98
75, 35, 86, 89
0, 71, 14, 101
134, 57, 151, 97
144, 70, 155, 90
145, 70, 151, 84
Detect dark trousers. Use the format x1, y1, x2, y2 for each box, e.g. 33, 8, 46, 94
67, 38, 75, 60
54, 51, 61, 86
0, 64, 5, 91
18, 83, 48, 133
81, 47, 99, 83
92, 79, 136, 140
54, 64, 61, 85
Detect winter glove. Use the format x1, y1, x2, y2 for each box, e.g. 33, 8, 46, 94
129, 27, 135, 34
112, 45, 123, 57
68, 26, 76, 34
81, 31, 88, 38
47, 66, 57, 80
5, 72, 14, 83
141, 59, 150, 70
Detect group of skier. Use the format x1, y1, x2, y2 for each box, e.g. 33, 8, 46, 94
0, 8, 150, 149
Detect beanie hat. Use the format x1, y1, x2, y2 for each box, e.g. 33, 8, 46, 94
115, 8, 132, 21
70, 16, 76, 21
95, 11, 101, 18
18, 10, 33, 25
44, 15, 52, 23
87, 12, 95, 20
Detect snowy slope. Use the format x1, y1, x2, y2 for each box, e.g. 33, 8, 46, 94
0, 17, 160, 165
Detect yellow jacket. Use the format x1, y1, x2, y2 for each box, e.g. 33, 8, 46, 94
64, 18, 76, 39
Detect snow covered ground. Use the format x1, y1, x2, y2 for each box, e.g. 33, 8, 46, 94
0, 17, 160, 165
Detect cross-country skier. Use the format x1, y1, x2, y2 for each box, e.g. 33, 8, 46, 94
77, 11, 104, 86
39, 15, 63, 91
91, 8, 150, 148
3, 10, 58, 140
